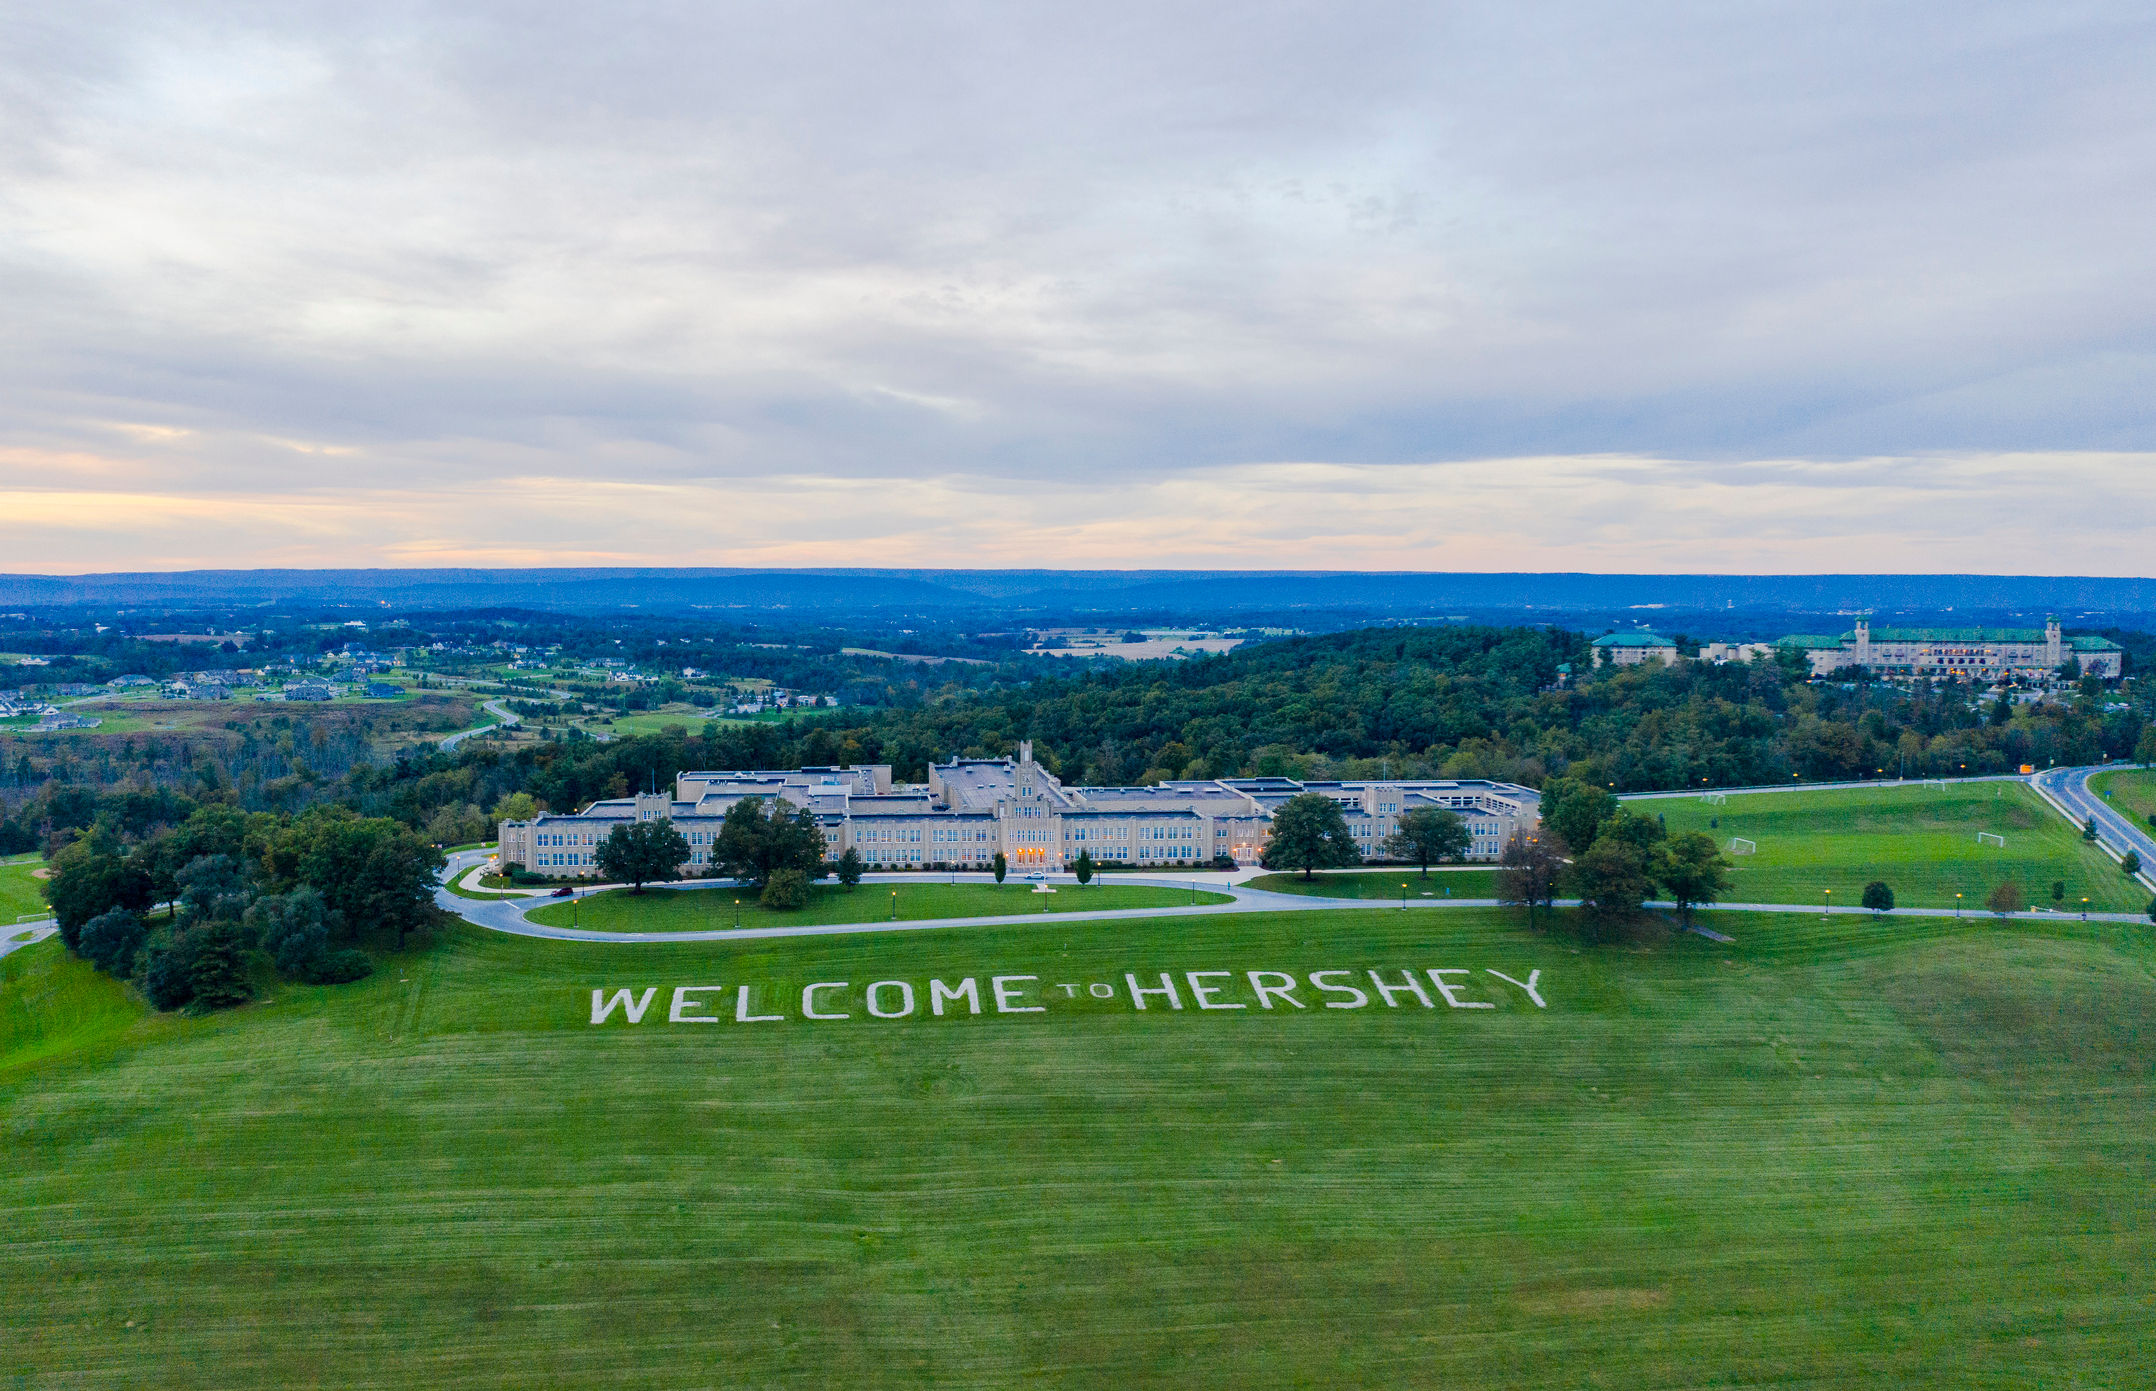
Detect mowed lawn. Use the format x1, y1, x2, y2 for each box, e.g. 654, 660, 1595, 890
8, 904, 2156, 1388
2089, 767, 2156, 832
527, 880, 1231, 932
1247, 868, 1500, 900
0, 854, 49, 923
1652, 781, 2146, 911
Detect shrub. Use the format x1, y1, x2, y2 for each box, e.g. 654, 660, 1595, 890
305, 949, 375, 985
2123, 851, 2142, 877
1986, 880, 2028, 916
760, 867, 810, 910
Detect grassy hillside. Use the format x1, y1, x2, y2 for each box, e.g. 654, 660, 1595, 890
6, 904, 2156, 1387
2089, 767, 2156, 831
525, 881, 1231, 932
1651, 782, 2145, 911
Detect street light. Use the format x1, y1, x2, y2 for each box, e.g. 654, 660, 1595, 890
733, 898, 740, 928
891, 889, 898, 921
1955, 892, 1962, 917
2082, 897, 2089, 921
1823, 888, 1832, 918
1401, 881, 1409, 910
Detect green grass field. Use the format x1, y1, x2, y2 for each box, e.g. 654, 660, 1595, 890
1651, 781, 2145, 912
527, 881, 1232, 932
1247, 868, 1501, 899
2089, 767, 2156, 832
0, 855, 50, 923
594, 705, 840, 737
6, 902, 2156, 1387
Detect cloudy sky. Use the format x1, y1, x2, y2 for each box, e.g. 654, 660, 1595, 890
3, 2, 2152, 574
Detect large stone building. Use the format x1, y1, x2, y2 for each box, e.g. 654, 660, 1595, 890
1775, 618, 2122, 680
498, 742, 1541, 880
1591, 632, 1679, 666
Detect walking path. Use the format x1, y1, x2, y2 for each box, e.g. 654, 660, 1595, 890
1, 924, 57, 961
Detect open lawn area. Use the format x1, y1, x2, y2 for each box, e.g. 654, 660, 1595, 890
1247, 868, 1500, 900
1653, 781, 2146, 912
7, 902, 2156, 1387
526, 880, 1231, 932
0, 854, 49, 923
2089, 766, 2156, 832
591, 705, 841, 737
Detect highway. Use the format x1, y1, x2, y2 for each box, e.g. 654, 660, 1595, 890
2032, 764, 2156, 894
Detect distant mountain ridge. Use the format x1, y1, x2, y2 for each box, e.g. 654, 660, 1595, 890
1, 568, 2153, 614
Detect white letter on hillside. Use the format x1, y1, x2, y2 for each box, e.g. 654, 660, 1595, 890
591, 987, 657, 1025
669, 986, 722, 1023
736, 985, 783, 1023
803, 982, 850, 1020
1247, 971, 1305, 1009
1368, 969, 1434, 1008
1126, 972, 1183, 1010
992, 975, 1044, 1013
1307, 971, 1368, 1009
866, 981, 916, 1019
1186, 971, 1244, 1009
1426, 969, 1494, 1008
930, 978, 981, 1016
1485, 968, 1546, 1008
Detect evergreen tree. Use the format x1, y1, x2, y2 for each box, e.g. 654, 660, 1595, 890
836, 846, 863, 890
1072, 848, 1095, 885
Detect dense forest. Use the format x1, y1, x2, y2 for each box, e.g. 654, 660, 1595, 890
6, 624, 2148, 857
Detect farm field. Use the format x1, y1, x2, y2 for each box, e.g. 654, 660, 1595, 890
1247, 868, 1500, 900
2088, 767, 2156, 831
594, 704, 839, 737
525, 881, 1232, 932
0, 854, 49, 923
0, 695, 480, 748
1652, 781, 2145, 912
7, 904, 2156, 1387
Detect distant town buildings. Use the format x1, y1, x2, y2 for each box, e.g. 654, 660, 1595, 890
1590, 632, 1679, 666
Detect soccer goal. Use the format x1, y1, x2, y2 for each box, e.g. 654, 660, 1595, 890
1977, 832, 2006, 848
1700, 791, 1728, 806
1728, 838, 1757, 855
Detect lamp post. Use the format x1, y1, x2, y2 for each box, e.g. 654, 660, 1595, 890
733, 898, 739, 929
1401, 881, 1409, 910
1823, 888, 1832, 918
2082, 897, 2089, 922
890, 889, 898, 922
1955, 892, 1962, 917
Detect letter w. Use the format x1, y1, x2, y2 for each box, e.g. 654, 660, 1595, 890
591, 987, 657, 1024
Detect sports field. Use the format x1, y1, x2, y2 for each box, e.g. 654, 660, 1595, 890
0, 854, 49, 923
525, 881, 1233, 932
1652, 781, 2144, 912
7, 903, 2156, 1387
1246, 868, 1500, 899
2088, 767, 2156, 831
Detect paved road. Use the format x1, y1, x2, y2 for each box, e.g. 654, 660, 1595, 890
2033, 764, 2156, 894
433, 865, 2154, 946
0, 923, 57, 960
1622, 772, 2028, 801
439, 698, 520, 751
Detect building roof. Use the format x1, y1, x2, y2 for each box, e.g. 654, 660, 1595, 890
1591, 632, 1675, 648
1864, 626, 2048, 643
1775, 634, 1846, 649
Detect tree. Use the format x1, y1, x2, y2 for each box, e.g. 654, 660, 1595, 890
1570, 836, 1653, 932
2137, 727, 2156, 767
2124, 851, 2143, 877
77, 909, 147, 978
759, 867, 810, 910
1381, 807, 1469, 877
836, 846, 863, 890
992, 852, 1007, 883
1262, 792, 1362, 880
274, 809, 445, 948
1986, 880, 2028, 915
2052, 880, 2067, 903
1599, 808, 1668, 854
1653, 832, 1732, 926
1538, 779, 1619, 859
492, 791, 539, 822
1497, 828, 1567, 932
1862, 880, 1895, 913
709, 797, 825, 889
44, 833, 155, 948
595, 819, 692, 894
2083, 815, 2099, 843
1072, 848, 1096, 885
185, 922, 254, 1011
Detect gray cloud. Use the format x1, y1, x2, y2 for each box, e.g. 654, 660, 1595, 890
2, 1, 2153, 564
